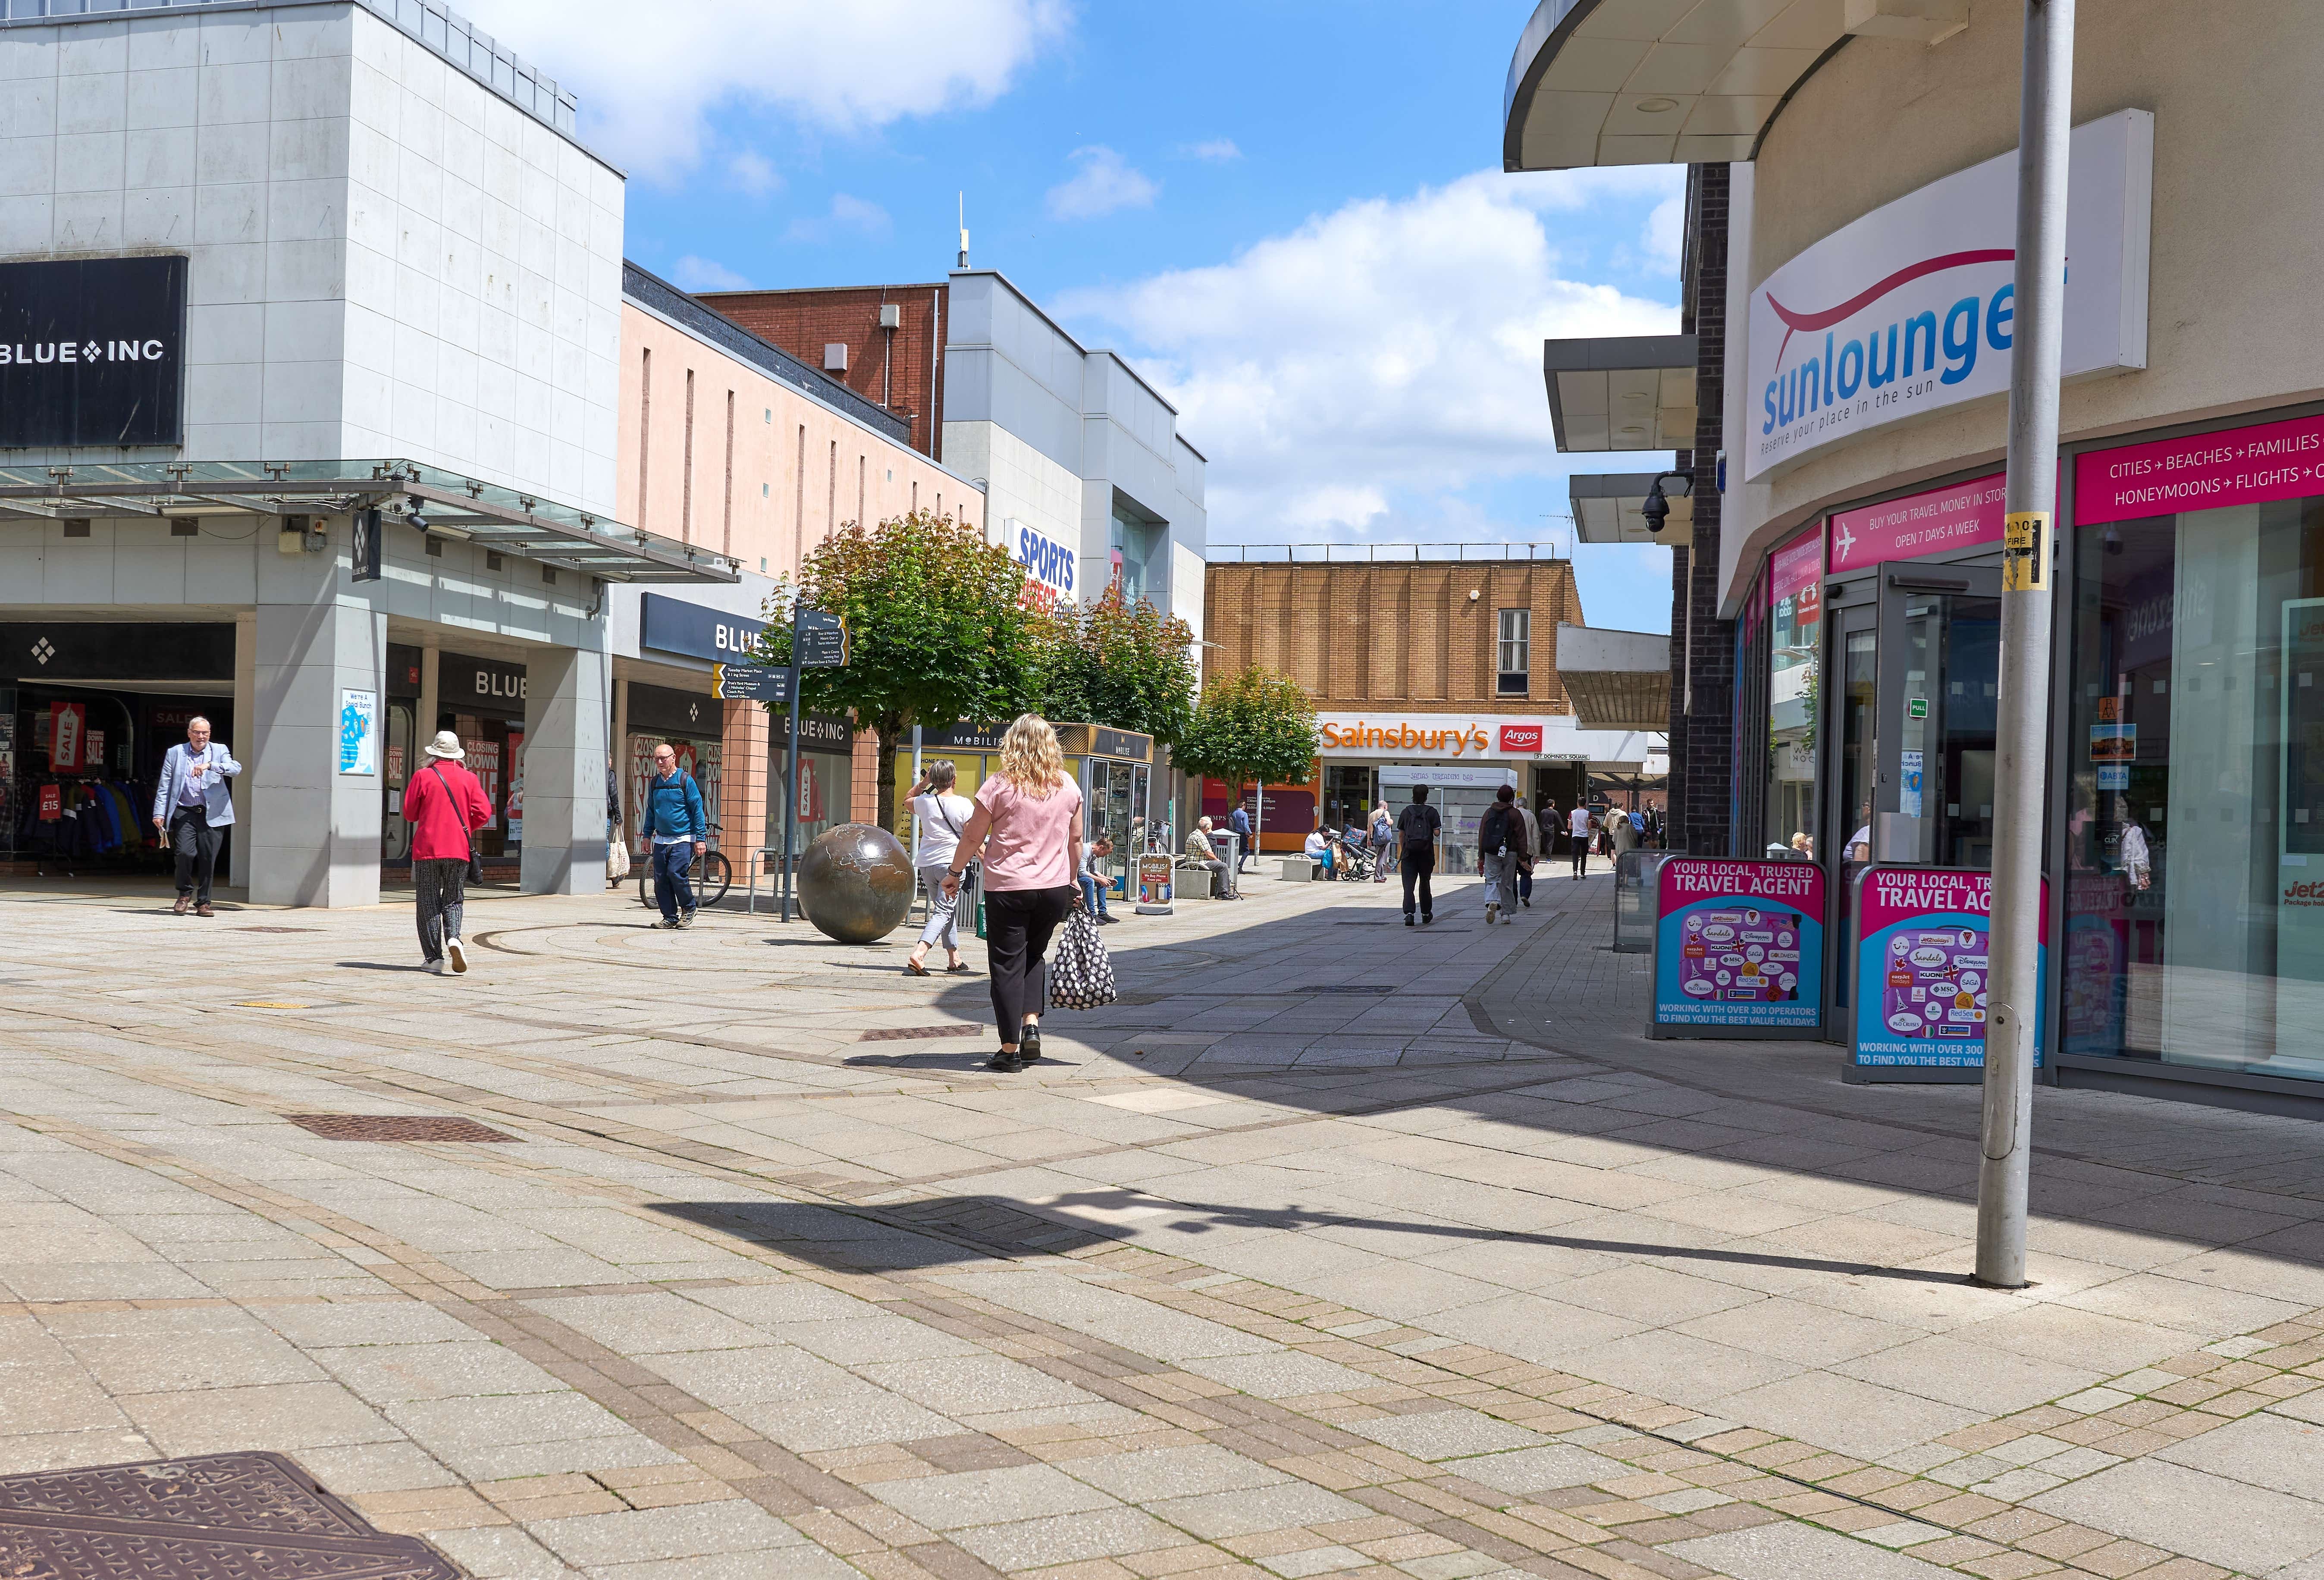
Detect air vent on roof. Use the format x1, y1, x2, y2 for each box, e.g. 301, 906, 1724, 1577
824, 343, 848, 373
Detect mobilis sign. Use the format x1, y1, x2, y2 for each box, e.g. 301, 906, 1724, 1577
1744, 110, 2152, 484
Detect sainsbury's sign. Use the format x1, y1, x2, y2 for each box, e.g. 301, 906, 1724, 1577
1744, 110, 2152, 484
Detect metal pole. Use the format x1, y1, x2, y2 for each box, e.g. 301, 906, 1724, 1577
780, 608, 803, 924
1976, 0, 2073, 1289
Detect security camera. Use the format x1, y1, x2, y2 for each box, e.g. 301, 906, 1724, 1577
406, 495, 430, 533
1640, 486, 1669, 535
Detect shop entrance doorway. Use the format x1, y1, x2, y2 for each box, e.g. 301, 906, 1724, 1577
1819, 562, 2003, 1036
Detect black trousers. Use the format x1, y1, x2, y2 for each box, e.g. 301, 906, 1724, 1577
985, 885, 1077, 1043
170, 806, 222, 903
1571, 838, 1588, 876
1400, 845, 1435, 918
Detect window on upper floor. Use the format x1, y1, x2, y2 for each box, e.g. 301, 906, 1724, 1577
1497, 608, 1530, 696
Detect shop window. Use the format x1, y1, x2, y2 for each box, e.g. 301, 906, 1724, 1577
2064, 492, 2324, 1081
1763, 529, 1823, 859
1496, 609, 1530, 696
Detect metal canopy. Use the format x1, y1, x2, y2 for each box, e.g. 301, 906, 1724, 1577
1556, 621, 1671, 730
0, 459, 737, 583
1504, 0, 1923, 172
1545, 334, 1697, 452
1569, 472, 1694, 546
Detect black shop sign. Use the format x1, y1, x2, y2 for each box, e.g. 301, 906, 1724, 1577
439, 652, 527, 713
0, 256, 187, 448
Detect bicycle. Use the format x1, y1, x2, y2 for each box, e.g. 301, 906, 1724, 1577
636, 821, 732, 910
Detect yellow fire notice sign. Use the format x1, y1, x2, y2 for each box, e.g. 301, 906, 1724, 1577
2003, 511, 2051, 592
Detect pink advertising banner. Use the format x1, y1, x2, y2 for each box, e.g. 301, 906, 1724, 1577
2076, 411, 2324, 526
1828, 473, 2005, 574
1769, 526, 1824, 623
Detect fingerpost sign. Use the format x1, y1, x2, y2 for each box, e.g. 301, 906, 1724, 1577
1649, 858, 1826, 1039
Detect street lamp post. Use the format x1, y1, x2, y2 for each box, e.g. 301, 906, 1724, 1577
1976, 0, 2075, 1289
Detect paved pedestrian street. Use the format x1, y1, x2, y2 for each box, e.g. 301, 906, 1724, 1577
7, 871, 2324, 1580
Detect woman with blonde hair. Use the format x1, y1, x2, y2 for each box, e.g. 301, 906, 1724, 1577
941, 715, 1085, 1072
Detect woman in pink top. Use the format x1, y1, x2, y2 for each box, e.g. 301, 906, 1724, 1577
941, 714, 1084, 1072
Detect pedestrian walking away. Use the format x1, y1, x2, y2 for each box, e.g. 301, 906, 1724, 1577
1185, 817, 1238, 899
1368, 801, 1396, 882
643, 743, 707, 928
1396, 784, 1441, 925
1515, 795, 1540, 907
904, 760, 977, 977
402, 730, 492, 975
1229, 801, 1253, 874
1078, 834, 1119, 924
152, 715, 240, 917
1478, 783, 1526, 925
940, 714, 1085, 1072
1568, 801, 1593, 878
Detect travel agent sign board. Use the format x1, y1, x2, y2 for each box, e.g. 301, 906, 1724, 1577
1744, 110, 2149, 483
1649, 859, 1825, 1039
1851, 867, 2046, 1075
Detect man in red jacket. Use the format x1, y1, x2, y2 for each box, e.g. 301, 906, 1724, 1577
403, 730, 493, 975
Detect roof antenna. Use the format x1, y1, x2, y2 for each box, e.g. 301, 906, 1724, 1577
957, 193, 970, 270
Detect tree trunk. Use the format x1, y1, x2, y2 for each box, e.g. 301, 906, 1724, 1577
875, 719, 903, 837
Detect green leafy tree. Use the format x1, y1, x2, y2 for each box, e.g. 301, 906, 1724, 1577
1043, 586, 1199, 745
1172, 665, 1319, 856
757, 509, 1050, 832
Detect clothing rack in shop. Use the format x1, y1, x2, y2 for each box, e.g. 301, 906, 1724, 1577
9, 773, 163, 878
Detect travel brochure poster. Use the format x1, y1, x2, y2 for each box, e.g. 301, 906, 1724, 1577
1853, 868, 2046, 1069
1651, 859, 1825, 1035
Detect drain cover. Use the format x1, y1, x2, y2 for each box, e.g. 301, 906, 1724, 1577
859, 1024, 982, 1042
287, 1115, 516, 1143
1296, 984, 1394, 994
236, 926, 323, 933
0, 1451, 456, 1577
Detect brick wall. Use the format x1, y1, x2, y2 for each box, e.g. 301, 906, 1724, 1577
1201, 561, 1584, 714
697, 285, 947, 460
1678, 163, 1734, 857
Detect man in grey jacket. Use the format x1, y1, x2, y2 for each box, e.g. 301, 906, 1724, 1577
151, 715, 240, 916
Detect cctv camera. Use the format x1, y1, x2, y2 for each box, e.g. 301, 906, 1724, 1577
1640, 486, 1669, 535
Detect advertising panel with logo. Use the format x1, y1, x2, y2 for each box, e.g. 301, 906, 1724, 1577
0, 256, 187, 447
1012, 522, 1076, 609
1650, 858, 1825, 1039
1745, 111, 2150, 483
1850, 868, 2046, 1073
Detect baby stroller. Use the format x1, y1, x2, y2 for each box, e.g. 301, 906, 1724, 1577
1330, 830, 1376, 882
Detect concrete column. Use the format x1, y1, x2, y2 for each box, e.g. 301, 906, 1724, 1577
229, 612, 255, 887
249, 594, 387, 908
418, 641, 441, 743
519, 644, 608, 895
612, 675, 630, 850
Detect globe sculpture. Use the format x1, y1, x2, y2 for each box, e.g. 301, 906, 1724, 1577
797, 822, 916, 944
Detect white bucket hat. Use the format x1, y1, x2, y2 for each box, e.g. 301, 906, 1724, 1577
423, 729, 464, 760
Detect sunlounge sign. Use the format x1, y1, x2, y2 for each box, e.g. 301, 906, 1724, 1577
1744, 110, 2151, 483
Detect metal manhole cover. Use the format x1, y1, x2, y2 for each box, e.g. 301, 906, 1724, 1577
859, 1024, 982, 1042
0, 1451, 457, 1577
287, 1114, 516, 1143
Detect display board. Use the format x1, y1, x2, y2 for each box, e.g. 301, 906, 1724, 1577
1648, 858, 1825, 1039
1850, 866, 2046, 1073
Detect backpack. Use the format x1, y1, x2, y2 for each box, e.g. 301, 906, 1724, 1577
1480, 804, 1512, 856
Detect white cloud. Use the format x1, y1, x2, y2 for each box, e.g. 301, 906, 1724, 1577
455, 0, 1069, 181
784, 194, 894, 245
1643, 194, 1684, 274
671, 255, 753, 292
1056, 167, 1684, 545
1182, 138, 1241, 162
1046, 146, 1160, 220
728, 150, 781, 198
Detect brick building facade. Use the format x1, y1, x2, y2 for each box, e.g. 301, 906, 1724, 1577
1675, 162, 1732, 857
697, 284, 948, 460
1202, 560, 1585, 712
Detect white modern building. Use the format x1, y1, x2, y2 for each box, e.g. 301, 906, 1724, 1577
0, 0, 736, 905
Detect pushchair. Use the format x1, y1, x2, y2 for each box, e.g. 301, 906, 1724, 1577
1329, 831, 1376, 882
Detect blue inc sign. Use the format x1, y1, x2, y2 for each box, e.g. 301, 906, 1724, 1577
640, 593, 771, 664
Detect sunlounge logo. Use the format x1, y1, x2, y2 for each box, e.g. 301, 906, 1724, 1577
1761, 250, 2017, 438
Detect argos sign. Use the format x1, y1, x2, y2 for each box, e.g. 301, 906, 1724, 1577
1744, 110, 2151, 483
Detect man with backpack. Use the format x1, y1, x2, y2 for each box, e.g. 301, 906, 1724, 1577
1479, 784, 1529, 925
1396, 784, 1441, 927
643, 743, 708, 928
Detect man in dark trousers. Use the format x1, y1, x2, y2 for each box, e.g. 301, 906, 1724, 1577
151, 715, 240, 916
1396, 783, 1442, 927
1229, 801, 1253, 874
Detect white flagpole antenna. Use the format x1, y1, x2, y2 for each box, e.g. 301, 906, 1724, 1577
957, 194, 970, 269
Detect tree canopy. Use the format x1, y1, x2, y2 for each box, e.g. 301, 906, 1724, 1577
1172, 665, 1319, 831
1041, 586, 1198, 747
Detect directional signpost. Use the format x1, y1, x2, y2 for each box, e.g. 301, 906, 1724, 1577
711, 663, 790, 704
781, 608, 848, 922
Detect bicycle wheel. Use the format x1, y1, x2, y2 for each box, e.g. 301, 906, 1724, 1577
696, 851, 731, 907
638, 862, 655, 908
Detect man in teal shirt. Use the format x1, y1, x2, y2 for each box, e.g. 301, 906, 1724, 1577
644, 743, 707, 928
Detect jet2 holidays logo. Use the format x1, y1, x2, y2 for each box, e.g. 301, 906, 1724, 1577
1743, 110, 2151, 484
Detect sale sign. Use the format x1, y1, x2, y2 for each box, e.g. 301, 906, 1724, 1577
1851, 867, 2046, 1071
48, 701, 85, 772
1650, 858, 1825, 1038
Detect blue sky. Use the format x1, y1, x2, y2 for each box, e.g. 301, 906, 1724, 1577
465, 0, 1684, 632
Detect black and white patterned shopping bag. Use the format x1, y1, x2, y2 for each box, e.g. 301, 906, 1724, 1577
1048, 905, 1119, 1009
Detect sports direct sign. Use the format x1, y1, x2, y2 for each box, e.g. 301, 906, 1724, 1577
1745, 110, 2151, 483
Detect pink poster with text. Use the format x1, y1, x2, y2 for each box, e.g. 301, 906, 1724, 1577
1828, 474, 2006, 574
2076, 411, 2324, 526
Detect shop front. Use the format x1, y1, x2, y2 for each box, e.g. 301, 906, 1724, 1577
436, 652, 529, 872
896, 722, 1151, 901
774, 712, 856, 855
0, 621, 237, 879
625, 683, 726, 860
